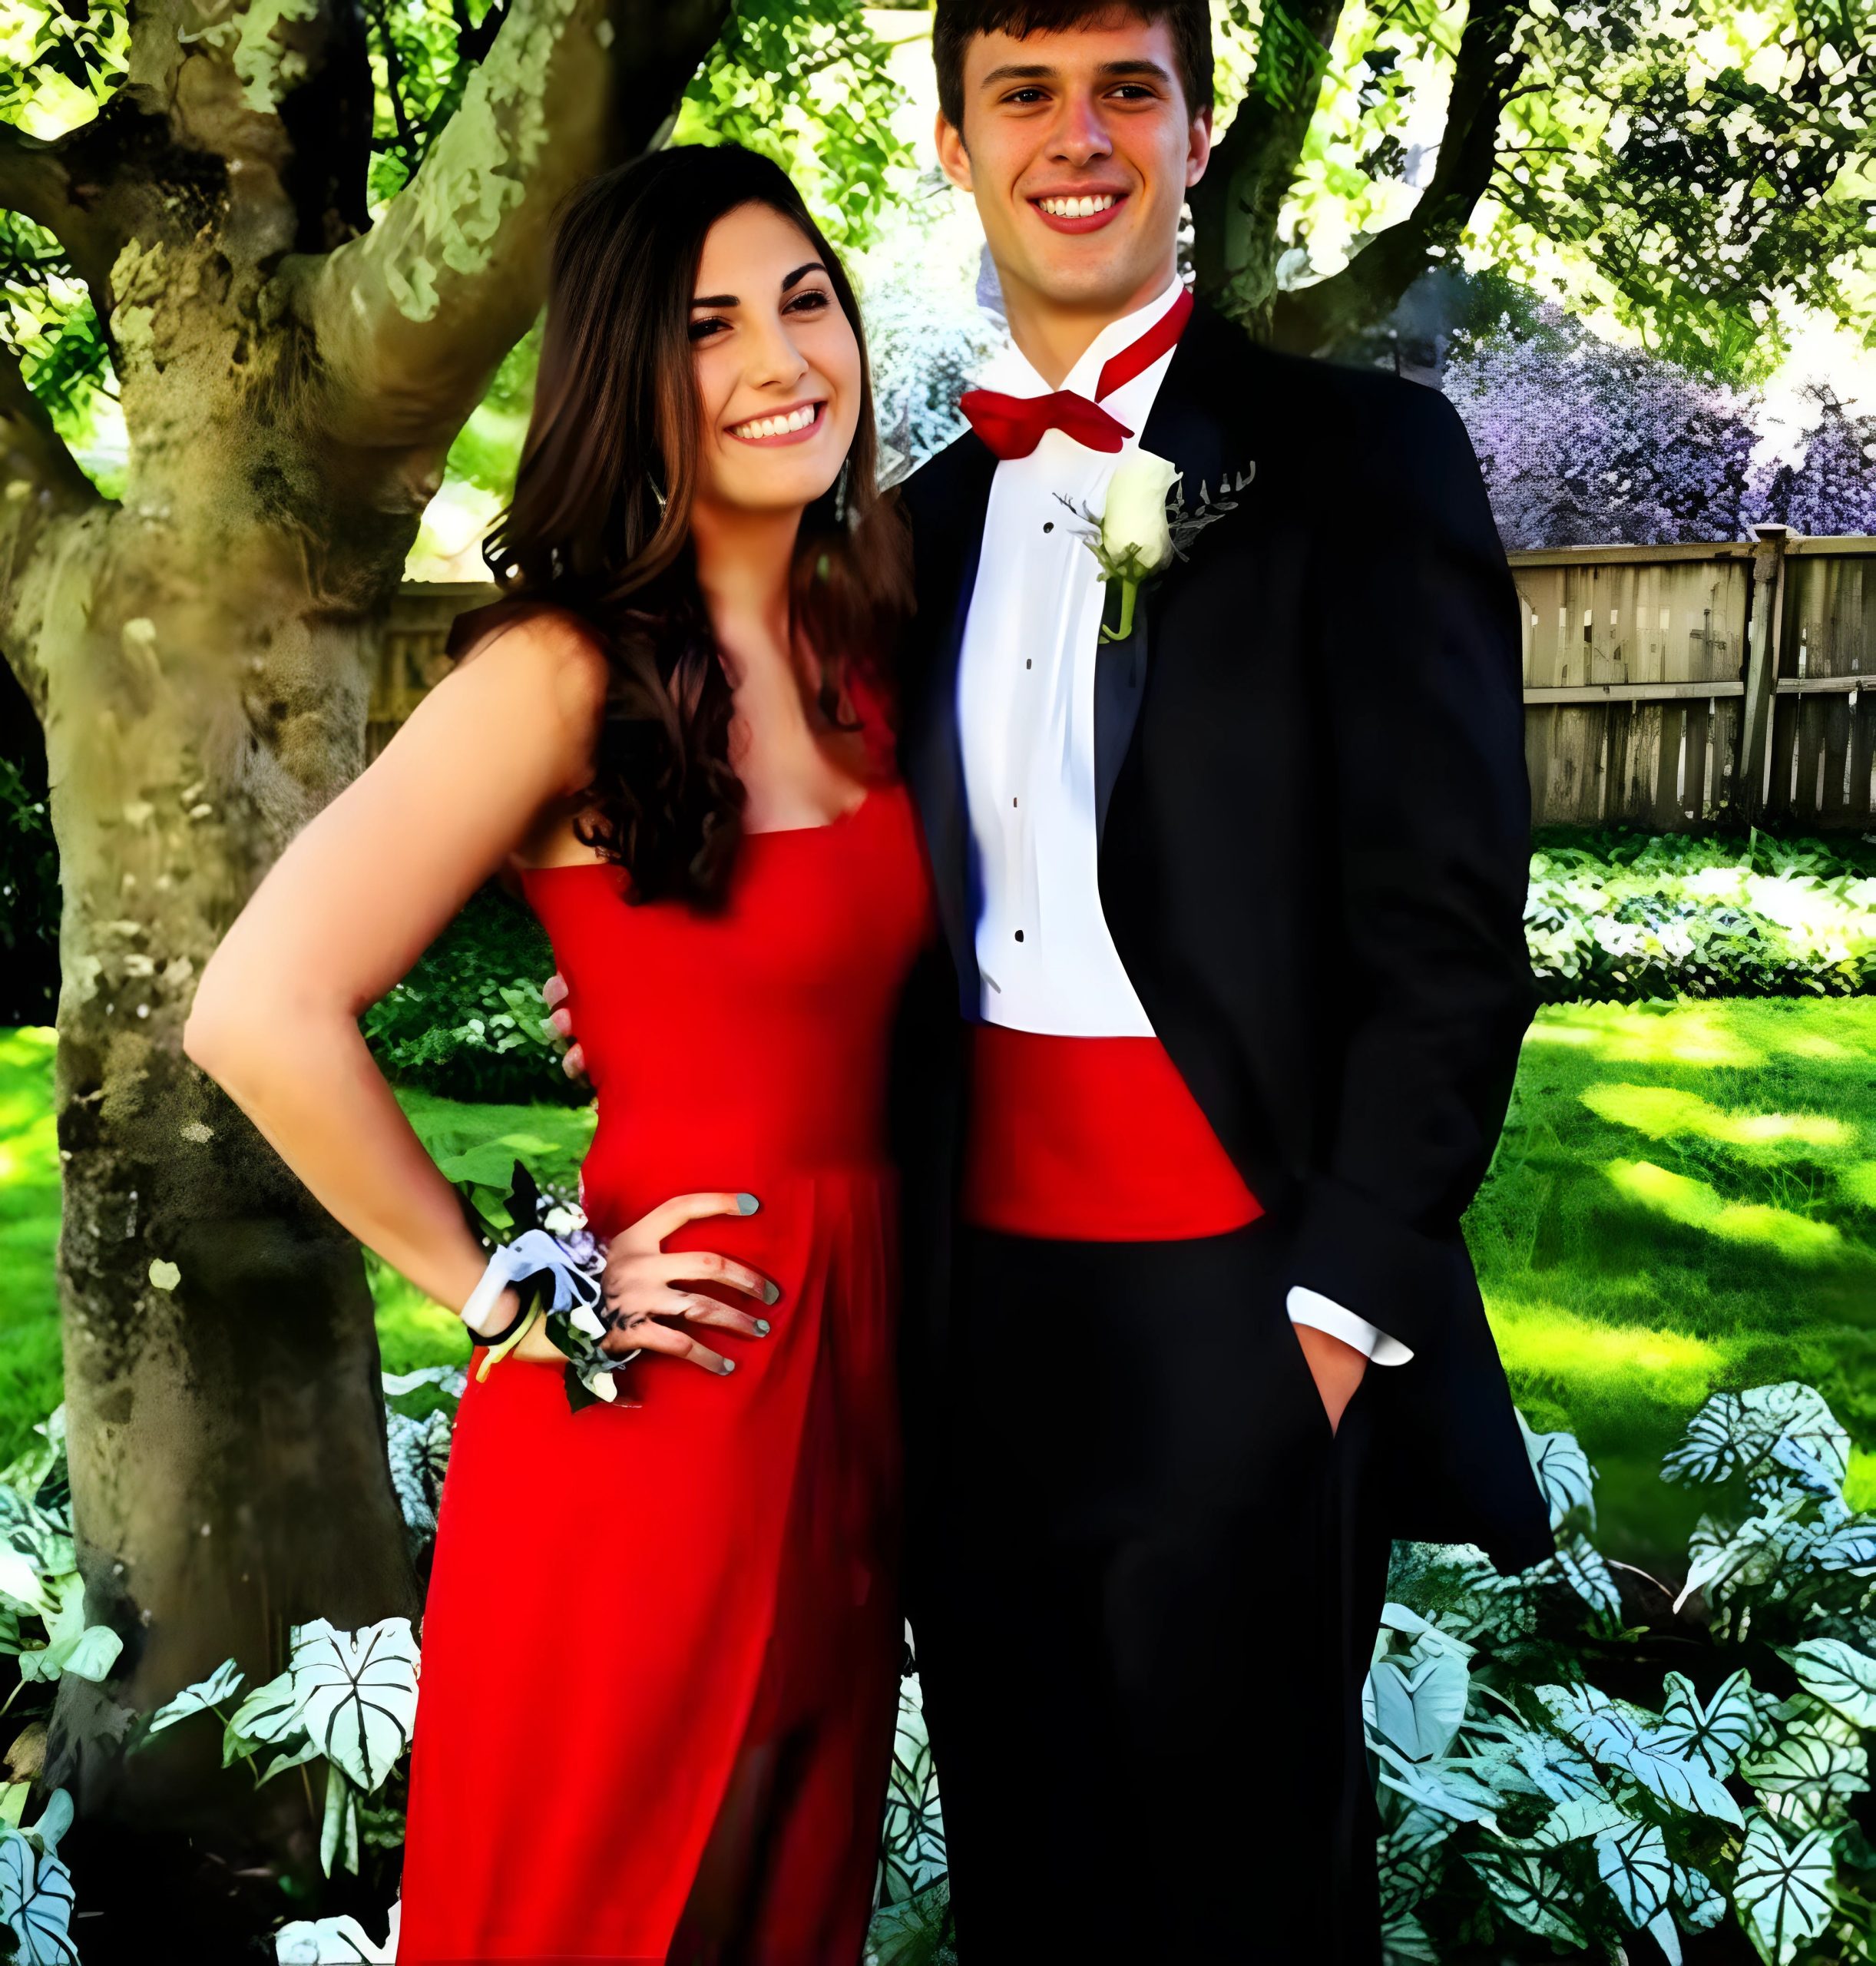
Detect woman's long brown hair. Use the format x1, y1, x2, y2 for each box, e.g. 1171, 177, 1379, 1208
446, 143, 913, 908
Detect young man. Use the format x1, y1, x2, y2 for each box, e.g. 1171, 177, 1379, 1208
883, 5, 1556, 1960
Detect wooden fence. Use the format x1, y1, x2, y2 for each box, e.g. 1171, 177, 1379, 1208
1513, 530, 1874, 831
379, 530, 1876, 832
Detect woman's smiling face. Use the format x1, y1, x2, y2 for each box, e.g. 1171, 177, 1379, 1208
687, 200, 863, 518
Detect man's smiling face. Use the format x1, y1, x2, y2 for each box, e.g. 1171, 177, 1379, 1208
936, 10, 1212, 327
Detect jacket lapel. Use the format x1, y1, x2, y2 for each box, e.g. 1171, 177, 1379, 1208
1091, 301, 1249, 842
901, 434, 998, 1018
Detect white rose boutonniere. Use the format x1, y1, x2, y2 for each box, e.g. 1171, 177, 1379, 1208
1057, 448, 1254, 642
1057, 448, 1180, 643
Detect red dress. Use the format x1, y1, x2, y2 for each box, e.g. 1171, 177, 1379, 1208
398, 770, 935, 1965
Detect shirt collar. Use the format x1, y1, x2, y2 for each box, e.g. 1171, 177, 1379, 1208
974, 271, 1188, 402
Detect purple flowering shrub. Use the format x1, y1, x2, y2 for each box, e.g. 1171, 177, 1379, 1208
1444, 304, 1876, 549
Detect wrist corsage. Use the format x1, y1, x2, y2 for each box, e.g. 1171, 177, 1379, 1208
455, 1160, 640, 1412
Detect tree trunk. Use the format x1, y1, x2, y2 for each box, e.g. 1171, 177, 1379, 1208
8, 297, 428, 1842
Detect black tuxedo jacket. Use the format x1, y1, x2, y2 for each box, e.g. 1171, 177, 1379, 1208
885, 297, 1557, 1579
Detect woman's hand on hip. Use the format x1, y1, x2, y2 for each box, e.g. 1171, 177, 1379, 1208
597, 1192, 779, 1375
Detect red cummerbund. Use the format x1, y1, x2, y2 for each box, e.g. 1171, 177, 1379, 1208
960, 1021, 1265, 1240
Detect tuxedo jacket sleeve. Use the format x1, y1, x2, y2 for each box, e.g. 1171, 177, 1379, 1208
1279, 377, 1538, 1361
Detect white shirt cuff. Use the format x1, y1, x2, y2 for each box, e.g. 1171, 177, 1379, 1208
1286, 1285, 1415, 1365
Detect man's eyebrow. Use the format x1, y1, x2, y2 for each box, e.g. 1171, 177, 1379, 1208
1097, 58, 1174, 84
979, 61, 1056, 88
978, 58, 1175, 89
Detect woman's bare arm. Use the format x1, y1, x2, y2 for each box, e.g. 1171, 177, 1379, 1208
183, 612, 607, 1329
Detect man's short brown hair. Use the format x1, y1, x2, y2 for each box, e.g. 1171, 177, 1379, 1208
934, 2, 1215, 132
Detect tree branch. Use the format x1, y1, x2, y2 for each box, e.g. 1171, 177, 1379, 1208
1189, 1, 1345, 333
296, 0, 730, 452
1270, 0, 1529, 355
0, 114, 124, 296
0, 339, 104, 716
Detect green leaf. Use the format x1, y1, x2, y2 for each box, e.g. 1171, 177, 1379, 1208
1645, 1904, 1684, 1966
1593, 1815, 1672, 1928
1367, 1645, 1471, 1762
1518, 1414, 1597, 1529
1779, 1640, 1876, 1729
1369, 1736, 1501, 1826
1508, 1726, 1610, 1807
0, 1826, 76, 1966
1663, 1384, 1849, 1501
274, 1909, 395, 1963
1376, 1908, 1438, 1962
319, 1763, 359, 1878
1654, 1667, 1759, 1776
1671, 1859, 1727, 1932
22, 1795, 68, 1863
1492, 1791, 1630, 1850
1731, 1813, 1835, 1965
226, 1664, 306, 1756
1739, 1723, 1868, 1805
145, 1657, 245, 1736
1464, 1850, 1588, 1948
1536, 1682, 1745, 1825
1551, 1531, 1623, 1622
15, 1573, 121, 1685
258, 1736, 324, 1786
291, 1617, 419, 1792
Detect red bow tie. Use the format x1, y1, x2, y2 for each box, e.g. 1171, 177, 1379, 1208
960, 285, 1193, 462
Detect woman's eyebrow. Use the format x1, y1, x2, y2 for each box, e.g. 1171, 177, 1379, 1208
691, 263, 826, 309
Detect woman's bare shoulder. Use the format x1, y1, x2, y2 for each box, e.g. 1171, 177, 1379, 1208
448, 603, 610, 760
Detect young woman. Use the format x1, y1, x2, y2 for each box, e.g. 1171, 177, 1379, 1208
184, 144, 931, 1962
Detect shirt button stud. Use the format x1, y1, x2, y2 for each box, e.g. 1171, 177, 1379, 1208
1014, 930, 1024, 942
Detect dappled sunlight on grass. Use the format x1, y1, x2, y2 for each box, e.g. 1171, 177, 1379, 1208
1489, 1298, 1723, 1410
1522, 1001, 1764, 1067
1601, 1158, 1850, 1260
1478, 996, 1876, 1566
1577, 1082, 1849, 1150
1781, 1029, 1860, 1060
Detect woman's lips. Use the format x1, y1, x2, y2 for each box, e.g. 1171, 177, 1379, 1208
726, 401, 828, 446
1030, 192, 1130, 235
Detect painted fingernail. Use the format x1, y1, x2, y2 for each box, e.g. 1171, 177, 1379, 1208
762, 1281, 780, 1305
721, 1359, 737, 1373
737, 1193, 760, 1214
755, 1319, 771, 1335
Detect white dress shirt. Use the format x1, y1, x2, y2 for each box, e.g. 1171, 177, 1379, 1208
954, 272, 1412, 1365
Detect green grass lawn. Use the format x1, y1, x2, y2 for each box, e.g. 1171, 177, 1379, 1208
1470, 996, 1876, 1570
4, 1001, 1874, 1573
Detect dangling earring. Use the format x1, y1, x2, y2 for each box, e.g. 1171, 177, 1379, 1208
833, 456, 851, 528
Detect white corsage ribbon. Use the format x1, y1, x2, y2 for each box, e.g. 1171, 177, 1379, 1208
460, 1229, 603, 1339
453, 1160, 642, 1410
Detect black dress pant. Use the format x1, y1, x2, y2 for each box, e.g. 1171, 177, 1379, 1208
905, 1213, 1393, 1964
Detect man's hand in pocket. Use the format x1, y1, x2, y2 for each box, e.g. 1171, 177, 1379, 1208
1293, 1322, 1368, 1436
